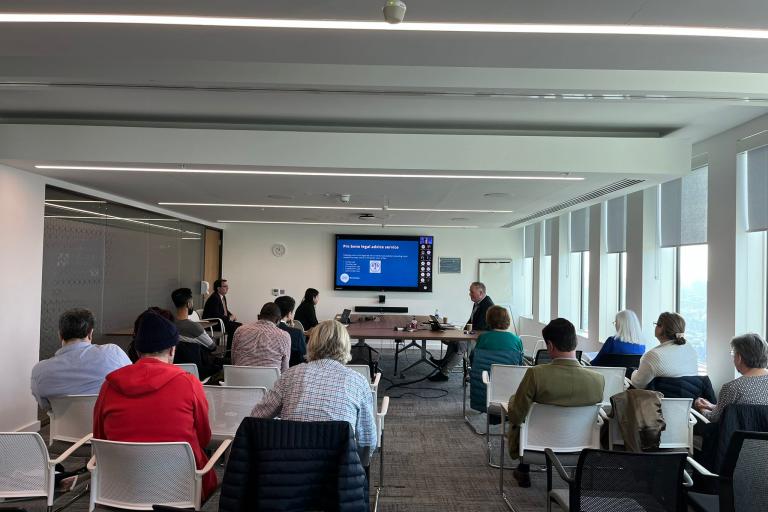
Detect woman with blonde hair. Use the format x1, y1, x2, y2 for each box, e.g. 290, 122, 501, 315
250, 320, 377, 456
630, 312, 698, 389
590, 309, 645, 366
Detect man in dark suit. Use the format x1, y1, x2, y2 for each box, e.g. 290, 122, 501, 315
274, 295, 307, 367
202, 279, 242, 348
429, 281, 494, 381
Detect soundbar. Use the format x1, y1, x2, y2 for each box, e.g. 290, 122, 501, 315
354, 306, 409, 313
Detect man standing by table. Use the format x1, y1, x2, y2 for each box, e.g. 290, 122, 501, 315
428, 281, 494, 382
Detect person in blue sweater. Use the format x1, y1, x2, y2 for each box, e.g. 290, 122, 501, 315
590, 309, 645, 366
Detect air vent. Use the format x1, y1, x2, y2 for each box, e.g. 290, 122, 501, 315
502, 179, 645, 228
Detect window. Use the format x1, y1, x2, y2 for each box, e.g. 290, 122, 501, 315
676, 244, 708, 364
539, 254, 552, 322
523, 256, 534, 317
580, 251, 590, 332
618, 251, 627, 312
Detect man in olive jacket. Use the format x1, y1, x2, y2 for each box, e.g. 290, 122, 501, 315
506, 318, 604, 487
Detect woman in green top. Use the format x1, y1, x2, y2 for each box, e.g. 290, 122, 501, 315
475, 306, 523, 352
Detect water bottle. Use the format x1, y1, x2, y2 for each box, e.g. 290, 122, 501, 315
434, 308, 440, 321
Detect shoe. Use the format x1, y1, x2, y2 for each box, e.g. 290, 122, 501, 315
512, 469, 531, 488
427, 372, 450, 382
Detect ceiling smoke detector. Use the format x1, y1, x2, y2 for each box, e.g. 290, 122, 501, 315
383, 0, 406, 24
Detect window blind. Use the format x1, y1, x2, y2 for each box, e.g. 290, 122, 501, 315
605, 196, 627, 254
746, 145, 768, 232
523, 224, 535, 258
570, 207, 590, 253
543, 219, 554, 256
658, 167, 708, 247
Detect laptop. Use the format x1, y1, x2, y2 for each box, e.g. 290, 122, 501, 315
340, 309, 352, 325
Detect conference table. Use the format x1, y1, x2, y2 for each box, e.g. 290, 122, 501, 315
344, 314, 481, 378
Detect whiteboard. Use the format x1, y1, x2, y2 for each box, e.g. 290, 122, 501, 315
478, 259, 513, 305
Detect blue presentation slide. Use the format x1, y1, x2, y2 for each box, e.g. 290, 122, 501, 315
336, 238, 419, 288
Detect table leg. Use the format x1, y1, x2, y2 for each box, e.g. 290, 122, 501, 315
397, 339, 438, 377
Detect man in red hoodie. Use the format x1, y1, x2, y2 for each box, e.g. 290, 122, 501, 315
93, 309, 216, 500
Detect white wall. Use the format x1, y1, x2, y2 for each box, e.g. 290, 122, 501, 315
222, 224, 521, 326
0, 164, 45, 431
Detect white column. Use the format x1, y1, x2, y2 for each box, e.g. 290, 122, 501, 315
625, 190, 645, 322
550, 217, 560, 320
587, 203, 602, 350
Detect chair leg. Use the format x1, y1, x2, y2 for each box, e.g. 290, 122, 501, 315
379, 431, 385, 489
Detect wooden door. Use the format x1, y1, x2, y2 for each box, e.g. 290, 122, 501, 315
203, 228, 222, 296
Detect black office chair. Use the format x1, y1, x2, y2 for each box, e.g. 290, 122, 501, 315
545, 448, 688, 512
688, 431, 768, 512
588, 353, 642, 378
535, 349, 582, 366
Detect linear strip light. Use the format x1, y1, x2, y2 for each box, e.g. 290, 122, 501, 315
158, 202, 514, 213
1, 14, 768, 39
44, 199, 107, 203
45, 202, 200, 235
218, 220, 478, 228
35, 165, 583, 181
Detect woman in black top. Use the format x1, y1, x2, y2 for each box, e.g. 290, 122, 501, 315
294, 288, 320, 332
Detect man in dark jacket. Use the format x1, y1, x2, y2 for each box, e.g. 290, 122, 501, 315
429, 281, 494, 382
274, 295, 307, 366
202, 279, 242, 348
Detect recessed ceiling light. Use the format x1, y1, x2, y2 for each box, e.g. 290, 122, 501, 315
218, 220, 478, 228
36, 165, 584, 181
45, 202, 199, 235
158, 201, 513, 213
387, 207, 513, 213
2, 15, 768, 39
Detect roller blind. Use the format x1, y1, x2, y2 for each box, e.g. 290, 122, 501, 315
658, 167, 708, 247
570, 207, 590, 253
605, 196, 627, 254
543, 219, 554, 256
523, 224, 535, 258
746, 145, 768, 232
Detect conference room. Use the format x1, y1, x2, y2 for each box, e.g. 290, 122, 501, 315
2, 1, 768, 511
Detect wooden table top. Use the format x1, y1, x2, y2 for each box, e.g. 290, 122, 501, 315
104, 319, 216, 337
345, 316, 480, 342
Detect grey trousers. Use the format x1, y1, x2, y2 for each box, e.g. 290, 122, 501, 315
439, 341, 468, 375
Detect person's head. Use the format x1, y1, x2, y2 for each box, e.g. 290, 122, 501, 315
542, 318, 578, 355
258, 302, 282, 324
303, 288, 320, 305
614, 309, 643, 345
469, 282, 486, 303
274, 295, 296, 320
486, 305, 511, 331
654, 312, 686, 345
730, 333, 768, 373
133, 308, 178, 362
171, 287, 194, 311
213, 279, 229, 295
58, 308, 95, 343
307, 320, 351, 364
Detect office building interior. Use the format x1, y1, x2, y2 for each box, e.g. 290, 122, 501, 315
2, 1, 768, 511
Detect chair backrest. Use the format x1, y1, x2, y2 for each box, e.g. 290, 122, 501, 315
572, 449, 687, 512
346, 364, 372, 383
590, 353, 642, 378
204, 385, 267, 439
48, 394, 98, 445
720, 431, 768, 512
487, 365, 529, 406
535, 349, 582, 365
189, 310, 201, 322
519, 336, 544, 357
175, 363, 200, 379
90, 439, 198, 510
223, 365, 280, 388
587, 367, 628, 405
659, 398, 694, 450
521, 403, 601, 454
0, 432, 50, 499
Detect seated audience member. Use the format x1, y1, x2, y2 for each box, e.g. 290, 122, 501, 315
474, 305, 523, 354
202, 278, 242, 345
31, 308, 130, 410
172, 287, 222, 379
590, 309, 646, 366
232, 303, 291, 371
630, 312, 698, 389
506, 318, 604, 487
274, 295, 307, 366
694, 333, 768, 422
294, 288, 320, 332
93, 309, 216, 500
251, 319, 377, 461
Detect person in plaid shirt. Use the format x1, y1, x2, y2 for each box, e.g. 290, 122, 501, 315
250, 319, 377, 459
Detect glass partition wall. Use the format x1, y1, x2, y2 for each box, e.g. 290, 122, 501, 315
40, 186, 210, 360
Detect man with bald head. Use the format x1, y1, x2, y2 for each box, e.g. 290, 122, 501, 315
232, 302, 291, 372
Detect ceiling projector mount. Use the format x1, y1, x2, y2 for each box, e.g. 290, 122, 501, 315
383, 0, 406, 24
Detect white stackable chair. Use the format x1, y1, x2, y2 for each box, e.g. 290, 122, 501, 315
346, 364, 381, 404
607, 397, 696, 453
585, 366, 629, 406
500, 403, 602, 509
373, 396, 390, 509
0, 432, 92, 512
47, 394, 98, 446
189, 310, 201, 322
200, 316, 226, 348
222, 365, 280, 389
175, 363, 201, 380
482, 365, 530, 467
519, 336, 545, 359
87, 438, 230, 511
204, 385, 267, 441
